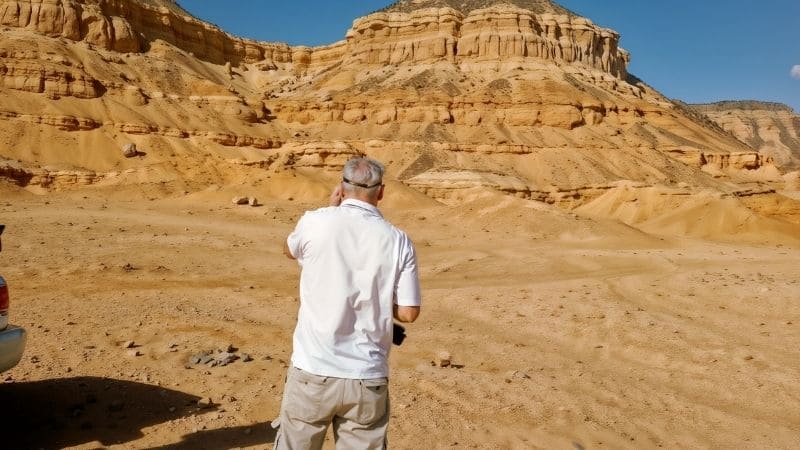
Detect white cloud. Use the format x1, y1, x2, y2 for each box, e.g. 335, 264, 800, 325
792, 65, 800, 79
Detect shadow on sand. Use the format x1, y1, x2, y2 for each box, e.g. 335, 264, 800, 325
150, 422, 276, 449
0, 376, 217, 448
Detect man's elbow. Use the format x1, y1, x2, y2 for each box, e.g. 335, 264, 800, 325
395, 306, 420, 323
283, 241, 296, 260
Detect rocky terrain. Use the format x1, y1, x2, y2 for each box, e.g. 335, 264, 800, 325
691, 101, 800, 171
2, 0, 800, 449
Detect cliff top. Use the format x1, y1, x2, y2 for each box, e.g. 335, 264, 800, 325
690, 100, 795, 113
379, 0, 573, 15
141, 0, 190, 15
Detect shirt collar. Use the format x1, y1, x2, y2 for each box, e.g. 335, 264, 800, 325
340, 198, 383, 218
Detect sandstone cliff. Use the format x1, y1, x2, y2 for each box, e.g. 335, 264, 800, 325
691, 101, 800, 170
0, 0, 786, 209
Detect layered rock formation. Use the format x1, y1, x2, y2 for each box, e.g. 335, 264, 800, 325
348, 3, 629, 78
0, 0, 786, 205
0, 0, 292, 64
691, 101, 800, 170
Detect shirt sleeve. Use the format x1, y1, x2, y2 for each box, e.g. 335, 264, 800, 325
394, 235, 421, 307
286, 213, 308, 262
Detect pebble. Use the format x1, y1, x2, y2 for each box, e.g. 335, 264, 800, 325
123, 340, 136, 348
504, 371, 531, 382
197, 397, 214, 408
436, 351, 451, 368
127, 350, 142, 357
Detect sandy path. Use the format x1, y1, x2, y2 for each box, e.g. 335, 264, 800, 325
1, 193, 799, 449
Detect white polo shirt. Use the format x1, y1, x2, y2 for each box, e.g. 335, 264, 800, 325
285, 198, 421, 379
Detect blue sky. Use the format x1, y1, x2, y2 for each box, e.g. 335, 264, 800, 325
179, 0, 800, 111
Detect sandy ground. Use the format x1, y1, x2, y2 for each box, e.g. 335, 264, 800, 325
1, 189, 800, 449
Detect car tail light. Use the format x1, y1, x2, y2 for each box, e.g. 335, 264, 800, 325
0, 276, 8, 315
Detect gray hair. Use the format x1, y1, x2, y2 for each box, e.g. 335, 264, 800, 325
342, 157, 384, 195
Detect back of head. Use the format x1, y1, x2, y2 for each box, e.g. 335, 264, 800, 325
342, 157, 385, 202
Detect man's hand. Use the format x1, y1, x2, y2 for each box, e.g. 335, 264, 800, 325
329, 184, 344, 207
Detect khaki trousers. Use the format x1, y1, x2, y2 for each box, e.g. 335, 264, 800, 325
274, 366, 389, 450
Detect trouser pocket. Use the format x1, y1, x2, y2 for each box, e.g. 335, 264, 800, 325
285, 367, 328, 423
356, 378, 389, 425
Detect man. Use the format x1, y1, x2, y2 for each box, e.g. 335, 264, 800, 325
275, 157, 421, 449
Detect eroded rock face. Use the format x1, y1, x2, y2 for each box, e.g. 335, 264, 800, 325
0, 57, 105, 98
691, 101, 800, 171
344, 5, 629, 78
0, 0, 293, 64
0, 0, 782, 200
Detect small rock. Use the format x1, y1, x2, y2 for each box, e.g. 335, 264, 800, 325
248, 197, 259, 207
127, 350, 142, 357
744, 355, 754, 361
214, 352, 238, 367
197, 397, 214, 408
436, 351, 451, 368
123, 340, 136, 348
168, 406, 176, 413
241, 353, 253, 362
232, 196, 249, 205
122, 143, 138, 158
225, 344, 238, 353
505, 370, 531, 382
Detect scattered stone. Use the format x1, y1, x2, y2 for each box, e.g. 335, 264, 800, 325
189, 351, 213, 365
504, 370, 531, 382
123, 340, 136, 349
744, 355, 754, 361
197, 397, 214, 408
122, 143, 138, 158
241, 353, 253, 362
127, 349, 142, 357
436, 351, 452, 368
248, 197, 259, 207
213, 352, 238, 367
225, 344, 238, 353
168, 406, 177, 413
122, 263, 137, 272
232, 196, 249, 205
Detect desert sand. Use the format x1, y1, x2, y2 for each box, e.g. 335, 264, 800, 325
1, 182, 799, 449
2, 0, 800, 448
